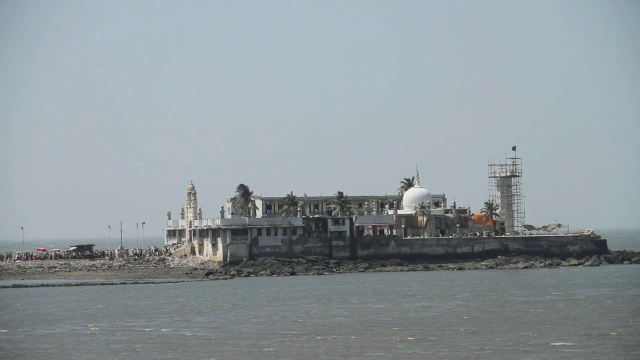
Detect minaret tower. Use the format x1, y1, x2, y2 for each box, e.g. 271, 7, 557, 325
488, 147, 525, 234
186, 181, 198, 223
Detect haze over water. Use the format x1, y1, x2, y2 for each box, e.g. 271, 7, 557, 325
2, 1, 639, 240
1, 228, 638, 255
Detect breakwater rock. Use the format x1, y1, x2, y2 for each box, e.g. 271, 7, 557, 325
204, 250, 639, 280
0, 256, 220, 282
1, 251, 638, 286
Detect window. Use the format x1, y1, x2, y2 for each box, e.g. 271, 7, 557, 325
292, 228, 298, 236
266, 203, 272, 211
282, 228, 288, 236
257, 228, 262, 236
358, 202, 363, 209
273, 228, 278, 236
266, 228, 271, 236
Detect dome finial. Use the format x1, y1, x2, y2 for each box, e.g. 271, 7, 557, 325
415, 163, 421, 186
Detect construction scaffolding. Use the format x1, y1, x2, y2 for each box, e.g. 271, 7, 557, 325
488, 152, 525, 235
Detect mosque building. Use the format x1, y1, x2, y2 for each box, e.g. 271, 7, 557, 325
162, 151, 609, 262
164, 175, 473, 261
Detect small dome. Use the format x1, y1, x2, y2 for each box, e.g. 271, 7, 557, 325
188, 181, 196, 192
402, 185, 432, 211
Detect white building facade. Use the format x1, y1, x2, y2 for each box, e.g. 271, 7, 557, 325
165, 180, 469, 262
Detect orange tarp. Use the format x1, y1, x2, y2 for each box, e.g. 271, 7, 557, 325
472, 212, 494, 226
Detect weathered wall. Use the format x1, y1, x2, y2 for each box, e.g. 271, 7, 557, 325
200, 240, 224, 262
355, 235, 609, 260
227, 242, 250, 263
250, 237, 331, 259
331, 239, 351, 259
233, 234, 609, 262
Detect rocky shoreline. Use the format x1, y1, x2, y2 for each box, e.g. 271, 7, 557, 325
1, 250, 639, 288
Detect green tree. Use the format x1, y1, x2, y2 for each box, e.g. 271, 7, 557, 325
482, 200, 500, 234
416, 201, 431, 236
331, 191, 352, 217
397, 176, 416, 195
280, 192, 300, 217
232, 184, 253, 217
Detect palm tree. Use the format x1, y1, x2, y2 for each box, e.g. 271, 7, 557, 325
331, 191, 352, 217
482, 200, 500, 234
416, 201, 430, 236
397, 176, 416, 195
280, 192, 300, 217
232, 184, 253, 217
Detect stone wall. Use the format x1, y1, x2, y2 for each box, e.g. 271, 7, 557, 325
250, 237, 331, 259
232, 234, 609, 263
330, 239, 351, 259
226, 242, 250, 263
355, 235, 609, 260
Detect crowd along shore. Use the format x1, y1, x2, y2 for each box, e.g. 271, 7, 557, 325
1, 250, 639, 288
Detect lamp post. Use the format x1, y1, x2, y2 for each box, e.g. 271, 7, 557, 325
141, 222, 146, 250
18, 226, 24, 256
136, 222, 139, 249
107, 225, 111, 252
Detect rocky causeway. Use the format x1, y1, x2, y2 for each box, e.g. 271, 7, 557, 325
1, 251, 639, 288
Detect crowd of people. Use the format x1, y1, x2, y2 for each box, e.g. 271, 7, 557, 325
0, 244, 176, 262
99, 245, 174, 260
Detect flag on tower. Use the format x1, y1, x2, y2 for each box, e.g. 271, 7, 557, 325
512, 146, 517, 152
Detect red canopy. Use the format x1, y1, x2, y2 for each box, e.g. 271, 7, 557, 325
36, 247, 47, 252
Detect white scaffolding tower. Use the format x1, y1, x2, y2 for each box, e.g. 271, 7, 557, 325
488, 150, 525, 235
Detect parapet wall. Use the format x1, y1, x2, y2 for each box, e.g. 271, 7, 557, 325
243, 234, 608, 262
250, 237, 331, 259
353, 235, 609, 260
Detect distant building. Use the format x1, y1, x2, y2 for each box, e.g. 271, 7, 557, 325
164, 177, 472, 261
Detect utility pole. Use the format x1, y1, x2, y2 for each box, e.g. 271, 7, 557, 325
141, 222, 146, 250
19, 226, 24, 255
107, 225, 111, 252
136, 222, 139, 248
120, 221, 123, 249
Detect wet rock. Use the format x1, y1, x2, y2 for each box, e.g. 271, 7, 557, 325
2, 250, 640, 287
564, 259, 580, 266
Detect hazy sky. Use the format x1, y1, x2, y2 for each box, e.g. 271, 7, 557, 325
1, 0, 638, 242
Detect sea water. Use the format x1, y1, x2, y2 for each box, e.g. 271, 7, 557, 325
1, 263, 639, 359
0, 229, 639, 359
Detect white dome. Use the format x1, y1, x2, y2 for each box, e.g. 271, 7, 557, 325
187, 181, 196, 192
402, 185, 432, 211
